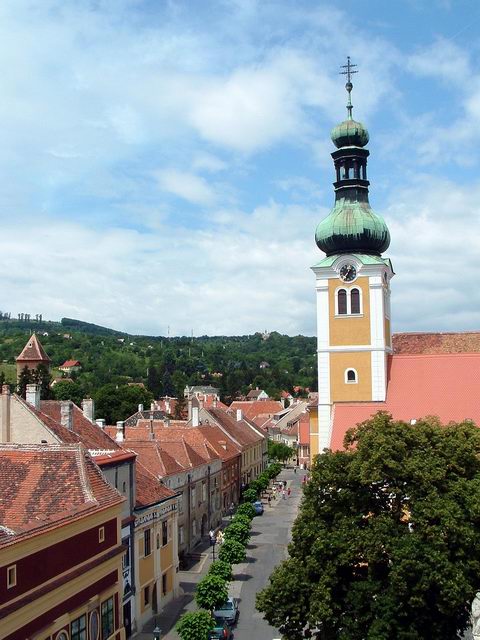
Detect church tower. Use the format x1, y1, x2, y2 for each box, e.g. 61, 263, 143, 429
311, 58, 393, 453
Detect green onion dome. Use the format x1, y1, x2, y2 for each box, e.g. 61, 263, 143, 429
315, 198, 390, 256
331, 119, 369, 148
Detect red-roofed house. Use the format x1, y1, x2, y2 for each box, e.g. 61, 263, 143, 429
58, 359, 82, 373
16, 333, 51, 380
0, 442, 126, 640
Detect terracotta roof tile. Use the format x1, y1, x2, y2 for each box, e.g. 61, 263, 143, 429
229, 400, 284, 421
16, 334, 51, 363
0, 443, 123, 545
392, 331, 480, 355
135, 462, 177, 509
206, 408, 264, 447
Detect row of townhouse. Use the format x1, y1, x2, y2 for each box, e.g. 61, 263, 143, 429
0, 383, 179, 638
2, 334, 268, 638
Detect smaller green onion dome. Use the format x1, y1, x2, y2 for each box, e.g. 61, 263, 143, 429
331, 119, 369, 148
315, 199, 390, 256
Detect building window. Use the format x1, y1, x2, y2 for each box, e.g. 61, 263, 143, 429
351, 288, 360, 314
144, 528, 151, 557
56, 633, 69, 640
144, 585, 150, 606
71, 614, 86, 640
162, 520, 168, 546
98, 526, 105, 543
192, 519, 197, 537
122, 481, 127, 493
178, 494, 184, 514
202, 482, 207, 502
122, 540, 130, 570
191, 486, 196, 507
89, 610, 100, 640
101, 597, 114, 640
162, 572, 168, 596
156, 533, 160, 550
179, 525, 184, 544
6, 565, 16, 589
337, 289, 347, 315
345, 368, 358, 384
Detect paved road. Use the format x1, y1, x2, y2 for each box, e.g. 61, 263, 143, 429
137, 467, 305, 640
232, 468, 305, 640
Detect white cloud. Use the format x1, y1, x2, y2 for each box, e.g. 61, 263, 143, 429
155, 169, 217, 206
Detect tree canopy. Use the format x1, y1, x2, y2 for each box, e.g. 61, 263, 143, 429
257, 412, 480, 639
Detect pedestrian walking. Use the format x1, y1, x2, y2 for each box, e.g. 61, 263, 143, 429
287, 487, 291, 498
209, 528, 216, 545
216, 530, 224, 545
294, 467, 297, 474
282, 489, 286, 500
268, 495, 271, 507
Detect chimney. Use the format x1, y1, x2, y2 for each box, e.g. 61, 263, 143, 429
213, 398, 217, 408
218, 440, 227, 450
150, 402, 155, 411
192, 406, 199, 427
26, 384, 41, 410
236, 409, 242, 422
115, 420, 125, 442
164, 418, 170, 427
187, 399, 192, 421
95, 418, 106, 429
165, 398, 171, 414
60, 400, 73, 430
281, 397, 285, 408
1, 385, 11, 442
138, 403, 144, 413
82, 398, 95, 422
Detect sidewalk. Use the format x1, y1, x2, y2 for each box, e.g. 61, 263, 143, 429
134, 470, 299, 639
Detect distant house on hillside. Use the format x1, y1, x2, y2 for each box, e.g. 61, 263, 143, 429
58, 359, 81, 374
259, 361, 270, 369
246, 388, 269, 401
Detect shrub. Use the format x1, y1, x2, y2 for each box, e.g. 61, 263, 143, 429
242, 488, 258, 503
195, 574, 229, 611
219, 538, 247, 565
236, 502, 256, 519
176, 610, 215, 640
208, 560, 233, 582
232, 513, 252, 529
224, 521, 251, 546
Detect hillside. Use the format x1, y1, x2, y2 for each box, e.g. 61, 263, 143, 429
0, 317, 317, 401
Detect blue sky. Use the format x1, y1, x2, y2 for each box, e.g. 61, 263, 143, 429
1, 0, 480, 336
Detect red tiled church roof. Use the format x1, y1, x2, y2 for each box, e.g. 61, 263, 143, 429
16, 334, 51, 363
392, 331, 480, 354
330, 353, 480, 451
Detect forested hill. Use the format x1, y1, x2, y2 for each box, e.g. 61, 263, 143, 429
0, 317, 316, 402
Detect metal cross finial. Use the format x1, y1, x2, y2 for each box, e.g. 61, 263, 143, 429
340, 57, 358, 119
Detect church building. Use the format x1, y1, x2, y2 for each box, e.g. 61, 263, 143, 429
311, 60, 480, 455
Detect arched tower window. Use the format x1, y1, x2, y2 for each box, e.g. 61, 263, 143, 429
345, 368, 358, 383
337, 289, 347, 315
351, 288, 360, 314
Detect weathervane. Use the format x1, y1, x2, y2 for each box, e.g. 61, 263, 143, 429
340, 56, 358, 120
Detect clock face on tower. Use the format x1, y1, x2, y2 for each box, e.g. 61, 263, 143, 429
339, 264, 357, 282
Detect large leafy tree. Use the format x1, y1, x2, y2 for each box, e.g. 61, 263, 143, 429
257, 412, 480, 639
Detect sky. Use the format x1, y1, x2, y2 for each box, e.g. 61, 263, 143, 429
1, 0, 480, 337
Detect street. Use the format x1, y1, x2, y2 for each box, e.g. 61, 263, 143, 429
139, 467, 305, 640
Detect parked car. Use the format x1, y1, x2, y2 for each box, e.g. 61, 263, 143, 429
253, 500, 264, 515
208, 622, 234, 639
213, 597, 239, 625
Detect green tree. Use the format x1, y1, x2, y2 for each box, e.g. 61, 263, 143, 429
33, 363, 53, 399
208, 560, 233, 582
242, 488, 257, 503
268, 440, 295, 465
257, 412, 480, 640
224, 521, 251, 546
195, 574, 229, 612
236, 502, 255, 519
176, 610, 215, 640
94, 383, 153, 424
218, 538, 247, 565
52, 380, 85, 405
17, 365, 32, 398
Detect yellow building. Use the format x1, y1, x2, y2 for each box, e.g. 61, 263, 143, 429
0, 443, 126, 640
133, 464, 179, 632
311, 67, 393, 454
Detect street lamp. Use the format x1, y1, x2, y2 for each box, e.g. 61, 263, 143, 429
153, 623, 161, 640
212, 538, 216, 561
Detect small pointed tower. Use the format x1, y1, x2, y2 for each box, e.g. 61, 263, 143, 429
311, 58, 394, 453
16, 333, 51, 381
